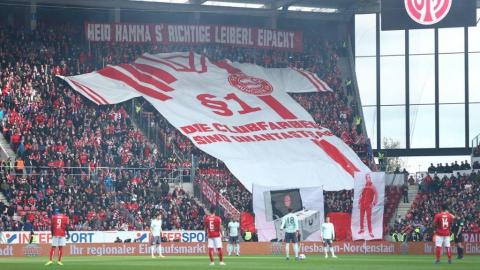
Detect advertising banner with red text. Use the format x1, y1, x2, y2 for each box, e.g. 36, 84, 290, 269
463, 232, 480, 243
217, 193, 241, 218
85, 23, 303, 52
201, 180, 218, 206
59, 52, 369, 191
2, 242, 480, 257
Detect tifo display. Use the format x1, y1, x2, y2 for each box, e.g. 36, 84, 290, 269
0, 1, 479, 269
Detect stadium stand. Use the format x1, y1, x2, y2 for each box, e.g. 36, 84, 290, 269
0, 18, 476, 246
0, 21, 376, 237
390, 171, 480, 241
0, 24, 205, 231
427, 161, 471, 174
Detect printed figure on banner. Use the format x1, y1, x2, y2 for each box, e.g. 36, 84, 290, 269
351, 172, 385, 241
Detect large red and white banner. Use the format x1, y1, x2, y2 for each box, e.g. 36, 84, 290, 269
351, 172, 385, 240
59, 52, 369, 191
253, 184, 324, 242
86, 23, 303, 51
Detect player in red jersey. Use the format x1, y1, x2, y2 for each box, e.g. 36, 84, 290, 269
433, 203, 455, 264
45, 208, 70, 266
204, 207, 225, 266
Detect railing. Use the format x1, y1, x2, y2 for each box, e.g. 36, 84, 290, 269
0, 165, 193, 211
472, 133, 480, 157
345, 35, 375, 167
0, 139, 12, 160
193, 179, 240, 219
0, 165, 191, 183
346, 36, 368, 144
126, 100, 166, 156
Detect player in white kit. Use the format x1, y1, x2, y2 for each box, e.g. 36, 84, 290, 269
227, 217, 241, 256
150, 213, 165, 258
321, 216, 337, 258
280, 208, 300, 261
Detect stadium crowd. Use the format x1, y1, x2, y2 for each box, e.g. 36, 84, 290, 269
324, 190, 353, 213
0, 24, 205, 231
427, 161, 472, 174
0, 19, 375, 235
474, 161, 480, 169
390, 171, 480, 241
0, 20, 477, 246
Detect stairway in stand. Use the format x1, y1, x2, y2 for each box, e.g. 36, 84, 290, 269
0, 133, 16, 206
389, 185, 419, 227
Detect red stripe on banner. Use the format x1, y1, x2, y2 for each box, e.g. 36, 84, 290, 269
139, 55, 181, 71
70, 80, 108, 105
161, 54, 192, 71
312, 73, 331, 92
97, 66, 171, 101
214, 60, 242, 74
312, 139, 360, 177
296, 69, 323, 91
140, 54, 197, 72
199, 55, 207, 73
119, 64, 174, 92
79, 82, 109, 105
188, 51, 195, 72
132, 63, 177, 84
258, 95, 297, 120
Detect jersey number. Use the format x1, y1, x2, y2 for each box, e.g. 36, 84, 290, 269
288, 217, 295, 225
209, 220, 215, 231
197, 93, 261, 117
442, 217, 448, 229
56, 219, 62, 229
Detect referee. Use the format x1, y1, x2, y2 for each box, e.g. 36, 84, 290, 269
452, 216, 465, 259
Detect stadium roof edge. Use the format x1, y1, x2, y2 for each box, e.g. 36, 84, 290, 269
2, 0, 480, 18
0, 0, 353, 21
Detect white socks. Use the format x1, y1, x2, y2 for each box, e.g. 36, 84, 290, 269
325, 247, 336, 257
228, 243, 240, 256
158, 244, 163, 256
151, 245, 163, 256
285, 243, 299, 258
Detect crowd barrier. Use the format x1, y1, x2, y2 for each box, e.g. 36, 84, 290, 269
1, 231, 206, 244
3, 231, 479, 245
1, 241, 480, 257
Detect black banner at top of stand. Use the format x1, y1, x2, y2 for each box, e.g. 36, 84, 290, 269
381, 0, 477, 31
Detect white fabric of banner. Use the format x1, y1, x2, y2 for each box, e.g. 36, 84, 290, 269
252, 184, 324, 242
59, 52, 370, 191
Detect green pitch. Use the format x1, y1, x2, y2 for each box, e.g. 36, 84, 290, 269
0, 255, 477, 270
